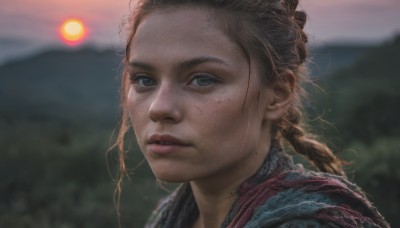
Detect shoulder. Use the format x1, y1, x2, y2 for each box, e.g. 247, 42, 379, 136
245, 170, 390, 228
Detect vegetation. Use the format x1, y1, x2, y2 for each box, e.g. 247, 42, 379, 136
308, 35, 400, 227
0, 36, 399, 227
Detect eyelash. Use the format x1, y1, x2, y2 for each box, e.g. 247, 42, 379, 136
130, 74, 156, 88
188, 73, 219, 87
129, 72, 220, 89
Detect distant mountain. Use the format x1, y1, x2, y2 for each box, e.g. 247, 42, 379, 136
329, 35, 400, 80
308, 44, 373, 78
313, 35, 400, 143
0, 37, 45, 65
0, 48, 123, 126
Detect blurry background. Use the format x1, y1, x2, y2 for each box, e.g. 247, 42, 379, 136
0, 0, 399, 227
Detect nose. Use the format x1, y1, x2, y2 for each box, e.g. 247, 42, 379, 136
149, 83, 182, 123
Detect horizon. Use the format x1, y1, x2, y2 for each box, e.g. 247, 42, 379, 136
1, 0, 400, 64
2, 33, 399, 67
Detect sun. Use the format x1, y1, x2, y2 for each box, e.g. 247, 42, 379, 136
59, 19, 87, 45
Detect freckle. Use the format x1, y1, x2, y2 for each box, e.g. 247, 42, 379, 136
196, 106, 204, 115
216, 98, 225, 104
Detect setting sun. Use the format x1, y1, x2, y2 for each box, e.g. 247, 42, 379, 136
59, 19, 87, 45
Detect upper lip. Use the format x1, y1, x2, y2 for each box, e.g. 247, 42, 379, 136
147, 134, 189, 146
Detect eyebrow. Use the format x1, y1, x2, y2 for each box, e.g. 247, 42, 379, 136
128, 56, 228, 72
128, 61, 156, 71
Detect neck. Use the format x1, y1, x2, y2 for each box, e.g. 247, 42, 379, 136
190, 143, 271, 228
190, 180, 237, 228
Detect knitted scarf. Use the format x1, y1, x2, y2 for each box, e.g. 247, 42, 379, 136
145, 146, 390, 228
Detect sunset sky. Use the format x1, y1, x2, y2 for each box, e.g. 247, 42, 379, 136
1, 0, 400, 62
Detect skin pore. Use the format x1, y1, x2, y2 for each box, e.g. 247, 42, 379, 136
127, 6, 291, 228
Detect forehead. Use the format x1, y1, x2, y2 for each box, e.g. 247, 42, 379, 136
129, 6, 244, 63
140, 6, 215, 33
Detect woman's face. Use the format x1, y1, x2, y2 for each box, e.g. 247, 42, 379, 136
127, 7, 277, 183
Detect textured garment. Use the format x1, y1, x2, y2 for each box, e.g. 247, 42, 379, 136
145, 146, 390, 228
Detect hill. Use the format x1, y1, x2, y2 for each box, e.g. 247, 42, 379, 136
313, 35, 400, 144
308, 44, 372, 78
0, 47, 159, 227
0, 48, 122, 127
313, 35, 400, 227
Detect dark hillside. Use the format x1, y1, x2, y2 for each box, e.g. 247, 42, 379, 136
314, 35, 400, 144
332, 36, 400, 80
0, 48, 122, 126
308, 44, 372, 78
310, 35, 400, 227
0, 47, 161, 227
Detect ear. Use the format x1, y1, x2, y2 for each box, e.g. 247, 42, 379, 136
263, 70, 295, 121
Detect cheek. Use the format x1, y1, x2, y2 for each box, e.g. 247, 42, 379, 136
194, 96, 248, 140
127, 90, 147, 136
199, 91, 263, 145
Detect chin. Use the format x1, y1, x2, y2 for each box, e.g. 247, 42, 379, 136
150, 166, 193, 183
147, 160, 198, 183
151, 169, 194, 183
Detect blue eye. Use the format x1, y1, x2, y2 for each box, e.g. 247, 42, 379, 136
131, 74, 156, 87
190, 73, 218, 87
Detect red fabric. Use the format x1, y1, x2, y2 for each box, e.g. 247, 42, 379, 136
227, 173, 388, 228
227, 172, 289, 228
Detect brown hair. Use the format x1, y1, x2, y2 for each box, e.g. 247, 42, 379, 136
114, 0, 345, 221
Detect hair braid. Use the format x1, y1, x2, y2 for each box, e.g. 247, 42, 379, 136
275, 0, 345, 176
282, 0, 308, 65
277, 106, 345, 176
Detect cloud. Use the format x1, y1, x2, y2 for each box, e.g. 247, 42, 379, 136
301, 0, 400, 43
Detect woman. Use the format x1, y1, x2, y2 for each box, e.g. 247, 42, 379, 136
116, 0, 390, 227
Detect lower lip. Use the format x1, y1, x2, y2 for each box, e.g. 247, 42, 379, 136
148, 144, 189, 155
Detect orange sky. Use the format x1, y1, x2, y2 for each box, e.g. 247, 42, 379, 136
1, 0, 400, 62
1, 0, 128, 46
